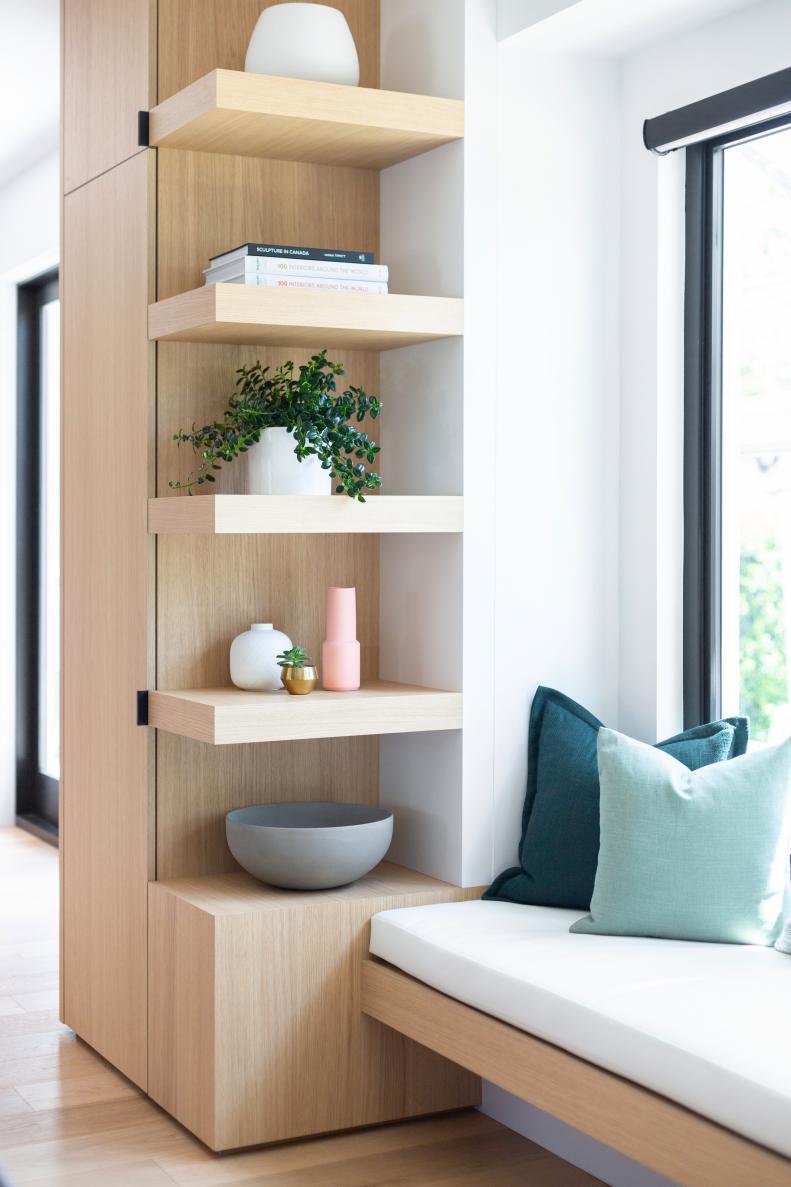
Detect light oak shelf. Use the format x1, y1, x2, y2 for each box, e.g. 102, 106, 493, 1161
148, 494, 463, 535
148, 284, 463, 350
148, 69, 464, 170
148, 681, 463, 745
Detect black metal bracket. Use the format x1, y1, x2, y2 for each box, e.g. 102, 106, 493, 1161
137, 111, 150, 148
137, 690, 149, 726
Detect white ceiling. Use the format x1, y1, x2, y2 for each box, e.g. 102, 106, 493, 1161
0, 0, 59, 188
506, 0, 764, 55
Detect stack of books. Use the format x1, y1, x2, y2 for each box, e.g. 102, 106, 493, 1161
203, 243, 388, 294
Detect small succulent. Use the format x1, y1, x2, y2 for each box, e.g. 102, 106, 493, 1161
277, 646, 313, 669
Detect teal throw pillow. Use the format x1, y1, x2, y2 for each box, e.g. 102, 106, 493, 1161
484, 687, 749, 910
571, 728, 791, 945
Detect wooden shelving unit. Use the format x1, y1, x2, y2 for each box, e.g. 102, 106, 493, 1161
63, 0, 474, 1153
148, 494, 463, 535
148, 69, 464, 170
148, 682, 462, 745
149, 863, 479, 1150
148, 283, 463, 349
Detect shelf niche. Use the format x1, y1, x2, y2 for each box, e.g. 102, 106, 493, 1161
148, 68, 464, 170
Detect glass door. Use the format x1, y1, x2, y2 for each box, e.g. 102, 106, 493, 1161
16, 272, 60, 839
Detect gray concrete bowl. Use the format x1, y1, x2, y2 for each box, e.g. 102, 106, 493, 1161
225, 802, 394, 890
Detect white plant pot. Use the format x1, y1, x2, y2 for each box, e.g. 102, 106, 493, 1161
244, 3, 360, 86
230, 623, 293, 691
247, 427, 332, 496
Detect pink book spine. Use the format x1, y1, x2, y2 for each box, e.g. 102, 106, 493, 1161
322, 587, 361, 692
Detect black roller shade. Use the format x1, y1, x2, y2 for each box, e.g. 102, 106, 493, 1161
644, 66, 791, 154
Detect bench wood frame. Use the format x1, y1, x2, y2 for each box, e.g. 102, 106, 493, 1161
361, 959, 791, 1187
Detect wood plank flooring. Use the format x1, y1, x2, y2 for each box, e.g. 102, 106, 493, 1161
0, 828, 602, 1186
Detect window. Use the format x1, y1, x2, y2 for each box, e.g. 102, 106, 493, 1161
662, 72, 791, 739
17, 272, 60, 838
721, 131, 791, 741
684, 116, 791, 738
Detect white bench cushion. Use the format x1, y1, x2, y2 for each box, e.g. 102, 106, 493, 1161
369, 899, 791, 1158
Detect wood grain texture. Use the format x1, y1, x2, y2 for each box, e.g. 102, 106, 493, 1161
61, 152, 155, 1090
149, 284, 463, 349
157, 0, 380, 100
155, 736, 378, 880
157, 343, 380, 497
362, 960, 791, 1187
149, 494, 464, 534
155, 149, 379, 300
155, 3, 383, 888
149, 682, 463, 745
155, 534, 379, 686
63, 0, 156, 193
149, 70, 464, 169
148, 866, 482, 1150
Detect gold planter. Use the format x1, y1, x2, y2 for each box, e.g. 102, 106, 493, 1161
280, 665, 319, 695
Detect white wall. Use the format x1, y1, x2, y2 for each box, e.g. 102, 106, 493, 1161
492, 45, 621, 872
378, 0, 465, 884
0, 0, 59, 187
378, 0, 498, 887
0, 149, 60, 826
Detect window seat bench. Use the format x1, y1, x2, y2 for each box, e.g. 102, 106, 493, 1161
361, 899, 791, 1187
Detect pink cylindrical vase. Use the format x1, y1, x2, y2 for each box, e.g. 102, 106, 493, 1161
322, 586, 361, 691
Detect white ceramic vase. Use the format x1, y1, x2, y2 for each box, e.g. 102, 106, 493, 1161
247, 427, 332, 496
230, 623, 293, 691
244, 3, 360, 86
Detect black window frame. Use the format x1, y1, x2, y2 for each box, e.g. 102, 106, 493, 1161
683, 110, 791, 728
16, 269, 59, 843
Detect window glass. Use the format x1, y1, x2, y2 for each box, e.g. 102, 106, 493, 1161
38, 296, 60, 779
721, 128, 791, 742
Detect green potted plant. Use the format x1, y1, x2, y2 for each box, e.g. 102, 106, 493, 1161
277, 645, 319, 695
170, 351, 382, 502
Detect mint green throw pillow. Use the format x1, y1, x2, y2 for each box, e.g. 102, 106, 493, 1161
571, 729, 791, 946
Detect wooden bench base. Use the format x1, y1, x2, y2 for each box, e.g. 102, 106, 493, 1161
361, 958, 791, 1187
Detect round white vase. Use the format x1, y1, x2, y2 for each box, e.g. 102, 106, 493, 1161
244, 3, 360, 86
247, 427, 332, 496
230, 623, 293, 691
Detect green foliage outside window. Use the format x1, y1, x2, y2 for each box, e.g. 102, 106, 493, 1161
740, 536, 789, 740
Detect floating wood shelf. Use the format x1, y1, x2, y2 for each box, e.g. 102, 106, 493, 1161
148, 284, 463, 350
148, 70, 464, 170
148, 681, 463, 745
148, 494, 463, 535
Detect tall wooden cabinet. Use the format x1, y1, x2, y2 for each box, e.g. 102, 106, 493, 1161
62, 0, 476, 1149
